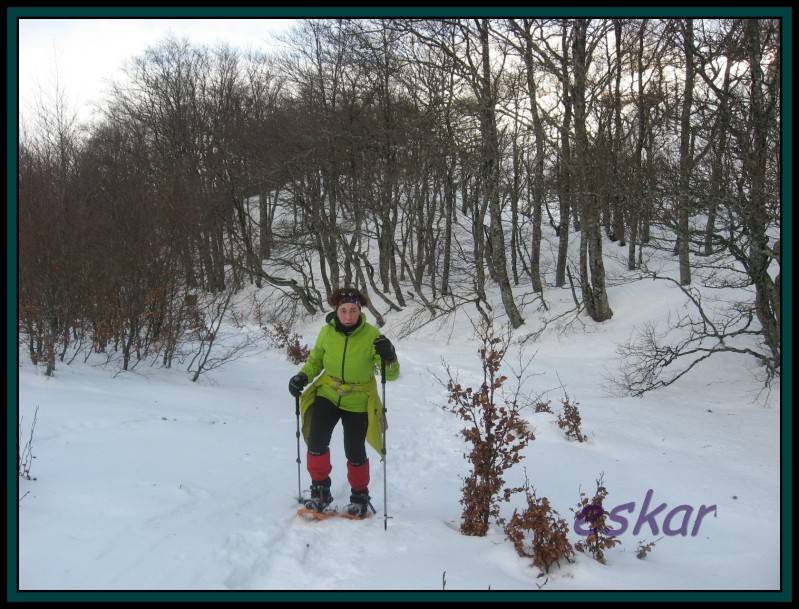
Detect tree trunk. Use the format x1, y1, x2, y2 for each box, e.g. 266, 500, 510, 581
45, 317, 58, 376
611, 19, 626, 246
572, 18, 612, 322
467, 176, 489, 305
704, 61, 731, 256
510, 136, 520, 286
744, 19, 779, 364
629, 21, 647, 271
520, 19, 545, 293
315, 231, 332, 301
441, 163, 454, 296
555, 20, 573, 288
677, 19, 694, 286
259, 191, 272, 261
478, 20, 523, 328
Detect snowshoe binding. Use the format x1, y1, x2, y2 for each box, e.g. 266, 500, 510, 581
341, 489, 374, 520
297, 482, 335, 521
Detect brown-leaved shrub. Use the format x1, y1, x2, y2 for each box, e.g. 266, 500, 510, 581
504, 473, 575, 574
571, 474, 621, 564
445, 318, 535, 536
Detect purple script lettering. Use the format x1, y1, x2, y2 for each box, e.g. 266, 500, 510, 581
663, 504, 693, 536
632, 489, 667, 536
606, 501, 635, 537
691, 504, 717, 536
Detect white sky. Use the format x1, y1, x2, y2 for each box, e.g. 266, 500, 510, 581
18, 19, 298, 127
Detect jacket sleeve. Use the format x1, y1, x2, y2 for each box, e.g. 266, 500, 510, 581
301, 326, 327, 380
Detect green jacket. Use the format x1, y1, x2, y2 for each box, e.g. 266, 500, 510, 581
300, 312, 400, 411
298, 312, 400, 455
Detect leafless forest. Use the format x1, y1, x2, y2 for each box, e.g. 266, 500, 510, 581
19, 18, 781, 391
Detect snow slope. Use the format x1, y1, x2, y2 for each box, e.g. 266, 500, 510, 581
17, 242, 781, 591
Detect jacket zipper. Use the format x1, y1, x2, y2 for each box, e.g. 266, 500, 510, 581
338, 335, 349, 408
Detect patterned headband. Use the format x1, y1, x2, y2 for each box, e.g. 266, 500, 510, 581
337, 294, 361, 307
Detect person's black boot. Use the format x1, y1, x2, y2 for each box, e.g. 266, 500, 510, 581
345, 489, 371, 518
304, 480, 333, 512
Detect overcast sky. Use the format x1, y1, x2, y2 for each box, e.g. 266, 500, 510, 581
18, 19, 298, 127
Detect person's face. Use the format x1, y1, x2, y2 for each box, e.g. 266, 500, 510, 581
337, 303, 360, 327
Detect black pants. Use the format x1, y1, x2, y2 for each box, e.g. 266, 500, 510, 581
307, 396, 368, 465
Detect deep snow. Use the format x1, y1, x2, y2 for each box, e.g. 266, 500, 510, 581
17, 265, 782, 592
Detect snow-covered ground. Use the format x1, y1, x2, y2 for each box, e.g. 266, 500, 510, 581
17, 241, 781, 591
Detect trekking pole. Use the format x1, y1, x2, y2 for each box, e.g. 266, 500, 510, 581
295, 394, 302, 504
381, 358, 388, 531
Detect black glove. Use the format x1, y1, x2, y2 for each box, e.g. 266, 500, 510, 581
374, 335, 396, 362
288, 372, 308, 398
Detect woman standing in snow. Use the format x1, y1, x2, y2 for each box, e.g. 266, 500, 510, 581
288, 287, 400, 518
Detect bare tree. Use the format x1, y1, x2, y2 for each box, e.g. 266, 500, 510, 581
19, 79, 81, 376
401, 19, 525, 328
186, 273, 260, 382
739, 18, 780, 363
506, 19, 546, 294
677, 18, 696, 285
19, 18, 780, 397
572, 19, 613, 322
